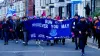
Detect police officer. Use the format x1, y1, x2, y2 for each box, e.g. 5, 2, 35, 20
2, 18, 9, 45
76, 17, 89, 56
71, 14, 79, 50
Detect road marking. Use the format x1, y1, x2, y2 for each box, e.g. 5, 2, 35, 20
87, 44, 100, 50
38, 44, 44, 50
38, 44, 46, 56
0, 50, 94, 53
66, 39, 100, 50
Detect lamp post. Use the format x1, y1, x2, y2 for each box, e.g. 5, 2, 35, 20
93, 0, 95, 12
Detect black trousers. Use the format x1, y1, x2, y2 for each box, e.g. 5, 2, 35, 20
79, 36, 86, 53
3, 32, 9, 43
96, 33, 100, 47
74, 35, 79, 49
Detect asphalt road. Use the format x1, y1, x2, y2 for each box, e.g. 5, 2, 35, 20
0, 39, 99, 56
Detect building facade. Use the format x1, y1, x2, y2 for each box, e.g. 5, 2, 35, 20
0, 0, 35, 18
35, 0, 98, 18
27, 0, 35, 16
35, 0, 70, 18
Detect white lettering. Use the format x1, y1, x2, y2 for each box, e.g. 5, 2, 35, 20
32, 23, 42, 27
45, 20, 52, 24
38, 34, 45, 38
51, 25, 59, 29
61, 24, 69, 28
42, 24, 48, 28
31, 33, 36, 38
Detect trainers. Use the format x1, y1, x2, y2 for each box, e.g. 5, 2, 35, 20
16, 41, 18, 44
22, 42, 25, 44
38, 41, 40, 45
81, 53, 85, 56
36, 41, 38, 44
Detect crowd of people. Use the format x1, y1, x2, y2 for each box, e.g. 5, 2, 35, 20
0, 15, 100, 56
71, 14, 100, 56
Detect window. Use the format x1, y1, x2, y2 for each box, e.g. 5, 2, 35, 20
51, 0, 55, 3
59, 0, 64, 2
46, 0, 50, 4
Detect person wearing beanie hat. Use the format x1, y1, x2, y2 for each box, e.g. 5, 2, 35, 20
76, 17, 89, 56
74, 14, 79, 17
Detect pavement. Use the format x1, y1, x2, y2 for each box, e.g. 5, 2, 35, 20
0, 38, 99, 56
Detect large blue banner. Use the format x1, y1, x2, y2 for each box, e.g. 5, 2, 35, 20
24, 19, 72, 40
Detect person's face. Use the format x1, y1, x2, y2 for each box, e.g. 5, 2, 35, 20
80, 18, 85, 21
47, 16, 51, 19
74, 16, 78, 19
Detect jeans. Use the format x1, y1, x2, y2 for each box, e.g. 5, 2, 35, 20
4, 32, 8, 43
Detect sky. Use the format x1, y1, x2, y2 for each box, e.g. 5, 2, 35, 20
0, 0, 4, 3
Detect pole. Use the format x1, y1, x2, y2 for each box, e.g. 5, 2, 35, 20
91, 0, 92, 15
71, 3, 74, 18
93, 0, 95, 12
25, 0, 28, 16
85, 0, 86, 17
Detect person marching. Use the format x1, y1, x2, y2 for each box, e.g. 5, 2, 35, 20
94, 16, 100, 49
2, 18, 9, 45
46, 15, 54, 46
15, 17, 21, 43
20, 16, 28, 45
60, 17, 67, 45
76, 17, 89, 56
7, 16, 15, 40
71, 14, 79, 50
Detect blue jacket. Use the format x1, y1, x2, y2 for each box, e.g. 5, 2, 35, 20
95, 21, 100, 33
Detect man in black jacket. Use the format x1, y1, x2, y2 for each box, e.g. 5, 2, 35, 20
2, 18, 9, 45
71, 14, 79, 50
76, 17, 89, 56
